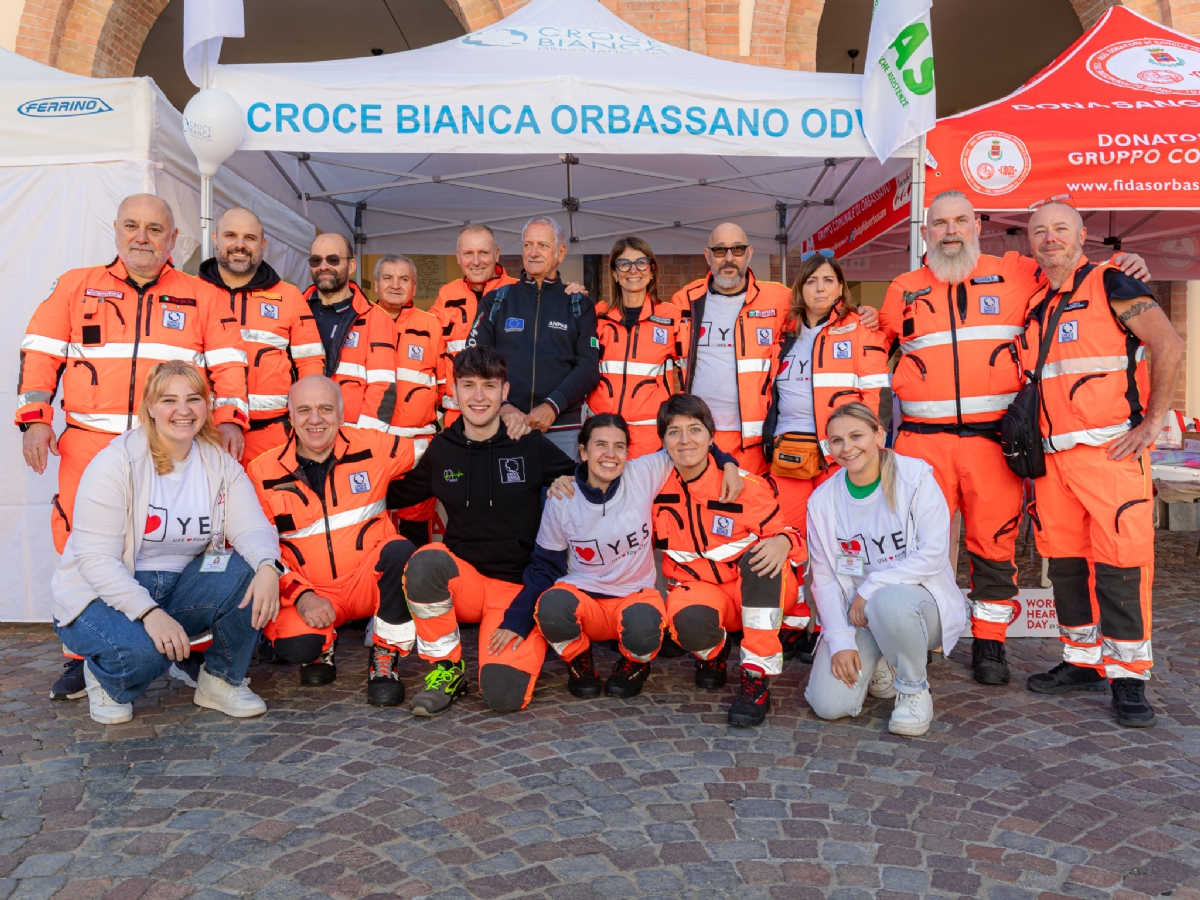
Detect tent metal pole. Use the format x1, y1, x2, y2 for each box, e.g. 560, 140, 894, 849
199, 48, 213, 263
909, 135, 927, 271
776, 202, 788, 286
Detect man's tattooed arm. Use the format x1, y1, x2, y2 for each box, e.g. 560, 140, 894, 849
1116, 299, 1157, 325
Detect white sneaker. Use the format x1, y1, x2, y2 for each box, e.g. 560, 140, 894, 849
867, 656, 897, 699
83, 663, 133, 725
193, 667, 267, 718
888, 688, 933, 736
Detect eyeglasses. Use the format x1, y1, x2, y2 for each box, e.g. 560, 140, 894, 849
308, 254, 344, 268
800, 248, 836, 262
614, 257, 652, 273
1028, 193, 1073, 212
708, 245, 749, 259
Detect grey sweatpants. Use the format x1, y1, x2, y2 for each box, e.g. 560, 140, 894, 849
805, 583, 943, 721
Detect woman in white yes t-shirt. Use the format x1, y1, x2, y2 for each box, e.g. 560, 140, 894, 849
804, 402, 968, 737
52, 361, 283, 726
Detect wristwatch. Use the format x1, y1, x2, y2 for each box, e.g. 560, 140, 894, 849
260, 558, 286, 576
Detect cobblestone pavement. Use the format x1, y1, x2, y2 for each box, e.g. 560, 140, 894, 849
1, 531, 1198, 900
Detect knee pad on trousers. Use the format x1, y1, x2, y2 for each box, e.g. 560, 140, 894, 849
376, 538, 417, 623
535, 588, 581, 644
1093, 563, 1145, 640
672, 605, 723, 654
619, 603, 663, 659
1047, 557, 1091, 627
966, 551, 1018, 601
738, 554, 782, 608
479, 663, 531, 713
404, 547, 459, 605
272, 633, 326, 665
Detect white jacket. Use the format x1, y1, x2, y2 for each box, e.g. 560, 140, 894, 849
52, 427, 280, 626
807, 453, 968, 657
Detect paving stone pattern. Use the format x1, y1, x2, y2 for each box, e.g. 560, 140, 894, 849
1, 530, 1198, 900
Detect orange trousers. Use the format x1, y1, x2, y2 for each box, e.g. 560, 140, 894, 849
713, 431, 769, 476
534, 583, 666, 662
665, 558, 791, 676
1031, 447, 1154, 680
52, 426, 119, 553
772, 466, 835, 631
895, 430, 1022, 641
243, 420, 289, 467
265, 536, 415, 657
402, 545, 548, 712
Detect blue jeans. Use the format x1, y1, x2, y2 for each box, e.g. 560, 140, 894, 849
55, 553, 258, 703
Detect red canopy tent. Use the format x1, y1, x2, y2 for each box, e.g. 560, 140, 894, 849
798, 5, 1200, 282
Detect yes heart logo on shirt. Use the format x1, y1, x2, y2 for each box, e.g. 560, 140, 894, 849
569, 540, 604, 566
839, 538, 863, 554
575, 547, 595, 561
144, 505, 168, 542
146, 514, 162, 533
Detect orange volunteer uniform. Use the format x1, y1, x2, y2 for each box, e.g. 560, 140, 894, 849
199, 259, 325, 462
1019, 259, 1154, 680
306, 282, 398, 428
249, 428, 418, 661
762, 303, 891, 631
589, 299, 687, 458
653, 462, 805, 675
18, 259, 249, 552
430, 266, 516, 423
880, 251, 1042, 644
673, 271, 791, 474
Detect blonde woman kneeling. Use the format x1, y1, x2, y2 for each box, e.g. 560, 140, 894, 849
52, 361, 283, 725
804, 403, 968, 736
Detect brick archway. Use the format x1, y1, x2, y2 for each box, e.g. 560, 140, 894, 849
16, 0, 169, 77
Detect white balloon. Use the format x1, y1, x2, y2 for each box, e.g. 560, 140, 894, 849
182, 89, 245, 176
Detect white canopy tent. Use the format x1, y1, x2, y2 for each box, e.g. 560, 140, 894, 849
0, 48, 322, 621
211, 0, 915, 266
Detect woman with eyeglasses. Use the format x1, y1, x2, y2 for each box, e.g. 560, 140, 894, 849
585, 237, 688, 458
761, 249, 892, 663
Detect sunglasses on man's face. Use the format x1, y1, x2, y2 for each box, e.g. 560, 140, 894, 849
708, 245, 749, 259
800, 248, 836, 262
614, 257, 652, 273
308, 254, 344, 268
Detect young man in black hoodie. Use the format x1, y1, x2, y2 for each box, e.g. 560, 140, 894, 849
387, 346, 575, 716
199, 207, 326, 463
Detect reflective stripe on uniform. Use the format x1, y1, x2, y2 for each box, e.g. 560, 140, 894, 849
741, 649, 783, 676
373, 617, 416, 650
409, 597, 454, 619
969, 599, 1015, 624
1102, 637, 1152, 664
203, 347, 250, 367
21, 334, 69, 356
241, 329, 288, 349
782, 615, 810, 628
356, 415, 390, 433
1060, 624, 1102, 665
442, 395, 459, 410
899, 393, 1016, 419
1044, 421, 1130, 453
67, 342, 202, 363
1041, 350, 1144, 381
900, 325, 1022, 354
335, 362, 367, 379
366, 368, 397, 384
811, 372, 859, 388
417, 628, 461, 657
414, 437, 429, 461
397, 369, 437, 386
446, 339, 467, 353
858, 373, 891, 390
549, 638, 574, 657
67, 412, 135, 432
666, 533, 758, 564
215, 397, 250, 416
598, 361, 664, 377
736, 358, 772, 374
1060, 624, 1099, 644
741, 420, 764, 439
627, 418, 658, 427
743, 607, 782, 630
249, 394, 289, 411
291, 342, 324, 359
280, 500, 385, 540
17, 391, 52, 407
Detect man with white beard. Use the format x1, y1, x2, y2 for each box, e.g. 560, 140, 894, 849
880, 191, 1148, 686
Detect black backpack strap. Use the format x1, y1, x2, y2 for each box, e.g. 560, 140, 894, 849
1031, 263, 1095, 381
485, 284, 512, 323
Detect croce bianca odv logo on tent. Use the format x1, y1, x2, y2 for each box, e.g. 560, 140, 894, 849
463, 25, 669, 54
1087, 38, 1200, 95
17, 96, 114, 118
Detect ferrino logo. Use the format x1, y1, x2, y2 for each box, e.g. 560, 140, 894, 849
463, 25, 669, 54
18, 96, 114, 118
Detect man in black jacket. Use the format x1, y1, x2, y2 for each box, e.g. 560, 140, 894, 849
468, 216, 600, 462
387, 346, 575, 716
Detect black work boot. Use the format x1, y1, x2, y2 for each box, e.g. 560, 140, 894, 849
1111, 678, 1156, 728
605, 657, 650, 698
300, 646, 337, 686
971, 639, 1011, 685
728, 667, 771, 727
694, 639, 731, 690
366, 645, 404, 707
781, 628, 819, 664
566, 646, 602, 698
1026, 661, 1106, 694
